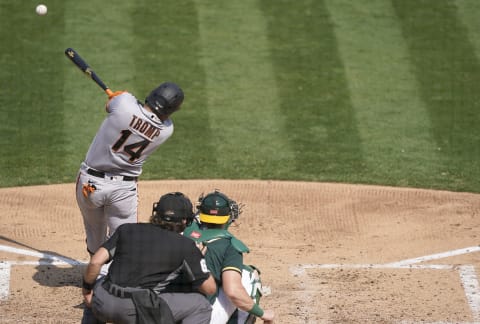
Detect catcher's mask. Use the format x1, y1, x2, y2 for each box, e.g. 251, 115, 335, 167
197, 189, 242, 225
145, 82, 184, 118
151, 192, 194, 225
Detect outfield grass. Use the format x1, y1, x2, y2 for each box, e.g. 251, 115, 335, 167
1, 1, 479, 192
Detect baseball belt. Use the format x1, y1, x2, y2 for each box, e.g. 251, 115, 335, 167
87, 168, 137, 182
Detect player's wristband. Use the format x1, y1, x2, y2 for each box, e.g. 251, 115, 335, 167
248, 304, 264, 317
82, 279, 94, 291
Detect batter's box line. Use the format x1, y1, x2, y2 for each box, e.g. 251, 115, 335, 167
0, 244, 85, 266
290, 246, 480, 323
0, 244, 86, 300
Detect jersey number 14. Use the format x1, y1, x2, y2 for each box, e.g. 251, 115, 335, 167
112, 129, 150, 162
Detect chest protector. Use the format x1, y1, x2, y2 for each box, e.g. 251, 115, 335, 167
184, 222, 250, 253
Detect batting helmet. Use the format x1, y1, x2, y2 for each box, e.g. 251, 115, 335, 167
197, 190, 242, 225
151, 192, 194, 225
145, 82, 184, 118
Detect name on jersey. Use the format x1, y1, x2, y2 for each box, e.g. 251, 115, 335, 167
129, 115, 161, 140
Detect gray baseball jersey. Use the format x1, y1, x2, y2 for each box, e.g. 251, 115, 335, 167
84, 92, 173, 177
76, 91, 175, 254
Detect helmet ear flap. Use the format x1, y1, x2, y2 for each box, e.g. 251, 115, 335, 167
150, 97, 168, 117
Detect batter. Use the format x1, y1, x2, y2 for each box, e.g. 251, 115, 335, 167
75, 82, 184, 256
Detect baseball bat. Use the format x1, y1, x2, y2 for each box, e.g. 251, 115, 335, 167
64, 48, 113, 97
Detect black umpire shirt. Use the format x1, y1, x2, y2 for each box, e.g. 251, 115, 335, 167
102, 223, 210, 293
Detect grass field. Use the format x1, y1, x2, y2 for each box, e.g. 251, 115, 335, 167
1, 0, 479, 192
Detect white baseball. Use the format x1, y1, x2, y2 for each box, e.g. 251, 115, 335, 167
36, 4, 47, 16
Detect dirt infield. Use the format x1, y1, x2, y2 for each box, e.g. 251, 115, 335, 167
1, 180, 480, 323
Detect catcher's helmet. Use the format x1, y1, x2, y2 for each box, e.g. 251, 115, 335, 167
145, 82, 184, 118
152, 192, 194, 225
197, 190, 242, 225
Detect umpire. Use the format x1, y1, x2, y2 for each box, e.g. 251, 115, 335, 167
82, 192, 216, 324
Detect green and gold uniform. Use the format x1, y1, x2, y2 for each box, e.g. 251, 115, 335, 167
184, 221, 249, 303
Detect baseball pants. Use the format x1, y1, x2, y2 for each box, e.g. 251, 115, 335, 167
210, 268, 258, 324
76, 162, 138, 254
91, 280, 212, 324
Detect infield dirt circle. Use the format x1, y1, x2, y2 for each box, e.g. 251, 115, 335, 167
1, 180, 479, 323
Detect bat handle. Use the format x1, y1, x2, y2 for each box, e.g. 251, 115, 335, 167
105, 89, 114, 97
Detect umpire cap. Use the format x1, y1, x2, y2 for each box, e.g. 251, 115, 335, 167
152, 192, 194, 225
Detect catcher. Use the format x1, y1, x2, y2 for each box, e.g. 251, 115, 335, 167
183, 189, 275, 324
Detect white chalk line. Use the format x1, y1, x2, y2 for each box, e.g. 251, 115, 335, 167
0, 244, 85, 266
0, 262, 11, 300
291, 263, 453, 275
0, 244, 86, 301
459, 265, 480, 322
385, 246, 480, 267
290, 246, 480, 323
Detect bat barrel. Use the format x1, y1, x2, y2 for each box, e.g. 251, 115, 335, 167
64, 48, 111, 93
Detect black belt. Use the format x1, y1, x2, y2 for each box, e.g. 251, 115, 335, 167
87, 168, 137, 182
103, 280, 144, 299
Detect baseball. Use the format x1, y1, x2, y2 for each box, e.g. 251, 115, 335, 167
36, 4, 47, 16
